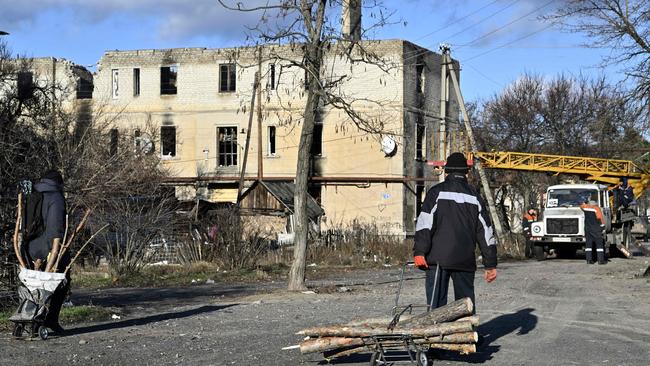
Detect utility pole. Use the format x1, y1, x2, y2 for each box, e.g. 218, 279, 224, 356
257, 47, 264, 181
236, 71, 259, 206
439, 46, 448, 167
442, 46, 507, 243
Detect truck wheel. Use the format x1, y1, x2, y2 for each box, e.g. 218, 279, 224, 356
534, 246, 546, 261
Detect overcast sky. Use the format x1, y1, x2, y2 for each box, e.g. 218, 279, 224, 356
0, 0, 619, 102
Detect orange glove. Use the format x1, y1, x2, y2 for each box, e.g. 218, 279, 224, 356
484, 268, 497, 283
414, 256, 428, 270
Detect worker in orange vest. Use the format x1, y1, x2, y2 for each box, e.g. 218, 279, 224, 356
580, 200, 606, 264
522, 208, 538, 259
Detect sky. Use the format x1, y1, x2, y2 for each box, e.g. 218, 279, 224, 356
0, 0, 621, 102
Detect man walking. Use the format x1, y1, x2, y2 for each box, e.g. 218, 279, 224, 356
26, 170, 68, 334
580, 199, 606, 264
414, 152, 498, 311
522, 208, 538, 259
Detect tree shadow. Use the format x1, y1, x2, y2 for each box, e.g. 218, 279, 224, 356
64, 304, 237, 337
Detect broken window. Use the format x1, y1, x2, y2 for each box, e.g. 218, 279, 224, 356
161, 126, 176, 157
416, 63, 425, 94
76, 76, 93, 99
269, 64, 276, 90
268, 126, 276, 156
111, 69, 119, 98
310, 123, 323, 156
17, 71, 34, 100
219, 64, 236, 92
160, 66, 177, 95
304, 68, 310, 90
416, 120, 426, 161
218, 127, 238, 166
133, 68, 140, 97
109, 129, 119, 156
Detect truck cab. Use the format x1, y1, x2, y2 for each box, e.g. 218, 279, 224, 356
530, 184, 611, 260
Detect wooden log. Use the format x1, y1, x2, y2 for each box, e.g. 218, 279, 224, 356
617, 243, 632, 258
427, 342, 476, 354
299, 337, 364, 354
398, 297, 473, 327
323, 345, 369, 359
12, 193, 26, 269
423, 331, 478, 344
344, 315, 414, 327
297, 320, 474, 338
455, 315, 479, 327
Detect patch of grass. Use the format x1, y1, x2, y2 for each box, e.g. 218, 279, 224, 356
72, 271, 113, 289
0, 306, 114, 331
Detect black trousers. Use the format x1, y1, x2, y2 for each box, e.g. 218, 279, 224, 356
425, 265, 476, 314
585, 234, 605, 263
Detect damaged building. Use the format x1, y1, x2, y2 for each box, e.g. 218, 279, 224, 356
92, 7, 460, 238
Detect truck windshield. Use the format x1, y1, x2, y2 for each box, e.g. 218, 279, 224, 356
547, 189, 599, 208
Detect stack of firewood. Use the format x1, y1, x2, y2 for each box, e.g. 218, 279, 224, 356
287, 297, 479, 359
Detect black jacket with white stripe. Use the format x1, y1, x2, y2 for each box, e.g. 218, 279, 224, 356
414, 174, 497, 272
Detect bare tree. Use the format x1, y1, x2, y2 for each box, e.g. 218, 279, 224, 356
218, 0, 397, 290
545, 0, 650, 107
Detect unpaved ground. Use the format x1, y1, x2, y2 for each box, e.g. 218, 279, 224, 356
2, 258, 650, 366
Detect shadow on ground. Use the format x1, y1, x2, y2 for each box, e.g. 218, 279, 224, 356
66, 304, 237, 336
322, 308, 538, 365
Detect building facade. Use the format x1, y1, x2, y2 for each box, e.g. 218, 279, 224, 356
93, 40, 460, 236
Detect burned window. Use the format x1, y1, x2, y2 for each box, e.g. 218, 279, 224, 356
111, 69, 119, 98
109, 129, 119, 156
304, 68, 310, 90
133, 68, 140, 97
161, 126, 176, 157
268, 126, 276, 156
310, 123, 323, 156
76, 76, 93, 99
416, 183, 425, 216
17, 71, 34, 100
218, 127, 238, 166
269, 64, 276, 90
219, 64, 236, 92
160, 66, 177, 95
416, 63, 425, 94
416, 120, 426, 161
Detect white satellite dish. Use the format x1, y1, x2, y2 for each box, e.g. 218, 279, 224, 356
381, 136, 397, 156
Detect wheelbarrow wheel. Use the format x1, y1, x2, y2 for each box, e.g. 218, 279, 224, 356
416, 350, 431, 366
12, 323, 24, 338
38, 326, 49, 340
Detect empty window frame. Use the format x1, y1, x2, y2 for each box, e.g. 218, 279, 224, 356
416, 63, 425, 94
111, 69, 119, 98
415, 183, 425, 216
268, 64, 276, 90
109, 129, 119, 156
161, 126, 176, 157
219, 64, 236, 92
416, 121, 426, 161
268, 126, 276, 155
160, 66, 177, 95
17, 71, 34, 100
218, 127, 238, 166
133, 68, 140, 96
76, 76, 93, 99
304, 68, 310, 90
310, 123, 323, 156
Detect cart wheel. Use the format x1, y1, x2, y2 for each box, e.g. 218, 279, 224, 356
416, 350, 430, 366
370, 352, 384, 366
38, 326, 49, 340
12, 323, 24, 338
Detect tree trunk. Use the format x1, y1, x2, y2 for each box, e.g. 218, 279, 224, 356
297, 320, 475, 338
397, 297, 473, 327
288, 50, 323, 291
299, 337, 364, 354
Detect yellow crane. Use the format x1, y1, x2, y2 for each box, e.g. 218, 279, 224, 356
469, 151, 650, 198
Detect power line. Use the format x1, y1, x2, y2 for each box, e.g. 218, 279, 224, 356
463, 23, 556, 63
443, 0, 523, 42
456, 0, 557, 48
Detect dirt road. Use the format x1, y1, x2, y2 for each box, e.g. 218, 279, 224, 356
2, 258, 649, 365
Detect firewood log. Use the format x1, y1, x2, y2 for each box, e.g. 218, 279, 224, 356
397, 297, 473, 327
299, 337, 364, 354
297, 320, 474, 338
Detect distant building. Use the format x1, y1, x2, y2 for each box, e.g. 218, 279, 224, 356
93, 40, 461, 236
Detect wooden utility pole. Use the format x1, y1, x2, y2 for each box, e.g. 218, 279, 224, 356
257, 48, 264, 181
439, 50, 448, 165
236, 72, 259, 206
442, 46, 506, 242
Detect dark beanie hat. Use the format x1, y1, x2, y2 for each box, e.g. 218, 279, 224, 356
42, 169, 64, 186
445, 152, 469, 172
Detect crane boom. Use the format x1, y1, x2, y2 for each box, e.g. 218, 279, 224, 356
469, 151, 650, 198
